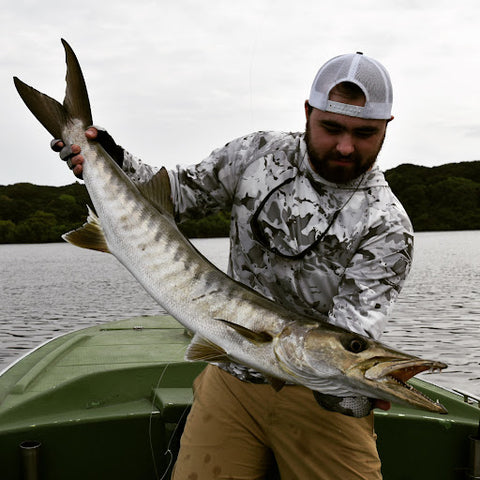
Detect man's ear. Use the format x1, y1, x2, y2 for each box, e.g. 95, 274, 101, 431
304, 100, 310, 120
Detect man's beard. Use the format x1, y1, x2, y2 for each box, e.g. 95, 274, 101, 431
305, 119, 385, 184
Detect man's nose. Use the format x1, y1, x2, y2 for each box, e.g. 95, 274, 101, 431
336, 134, 355, 156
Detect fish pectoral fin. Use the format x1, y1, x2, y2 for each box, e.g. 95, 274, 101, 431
185, 335, 230, 363
214, 318, 273, 344
62, 205, 110, 253
265, 376, 286, 392
136, 167, 174, 218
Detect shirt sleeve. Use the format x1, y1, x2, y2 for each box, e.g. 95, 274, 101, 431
168, 133, 268, 220
119, 132, 273, 220
121, 150, 160, 183
328, 209, 414, 340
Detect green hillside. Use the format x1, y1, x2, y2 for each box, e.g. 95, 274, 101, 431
1, 160, 479, 243
0, 182, 229, 243
385, 161, 480, 231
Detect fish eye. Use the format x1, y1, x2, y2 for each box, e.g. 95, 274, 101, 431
341, 334, 368, 354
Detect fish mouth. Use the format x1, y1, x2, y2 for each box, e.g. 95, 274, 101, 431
361, 357, 448, 414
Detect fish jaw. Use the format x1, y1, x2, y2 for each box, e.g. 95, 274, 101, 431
347, 357, 448, 414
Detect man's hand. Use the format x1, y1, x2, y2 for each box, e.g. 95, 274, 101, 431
51, 127, 99, 179
51, 126, 124, 179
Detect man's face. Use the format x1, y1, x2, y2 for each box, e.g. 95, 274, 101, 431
304, 93, 389, 184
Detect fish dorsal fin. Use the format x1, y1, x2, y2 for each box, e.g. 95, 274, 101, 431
62, 205, 110, 253
136, 167, 174, 218
62, 38, 93, 128
214, 318, 273, 344
185, 335, 230, 362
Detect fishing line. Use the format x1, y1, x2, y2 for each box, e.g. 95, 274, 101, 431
147, 345, 194, 480
148, 362, 169, 480
157, 394, 193, 480
248, 0, 273, 131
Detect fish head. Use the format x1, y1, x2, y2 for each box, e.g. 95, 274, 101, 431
276, 322, 448, 413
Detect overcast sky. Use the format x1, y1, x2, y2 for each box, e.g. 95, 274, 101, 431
2, 0, 480, 186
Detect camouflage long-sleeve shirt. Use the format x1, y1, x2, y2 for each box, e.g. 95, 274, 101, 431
123, 131, 413, 382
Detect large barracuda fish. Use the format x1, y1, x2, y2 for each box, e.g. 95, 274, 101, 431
14, 39, 447, 416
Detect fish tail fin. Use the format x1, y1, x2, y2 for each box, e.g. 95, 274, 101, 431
61, 39, 92, 128
13, 39, 92, 139
13, 76, 67, 140
62, 205, 111, 253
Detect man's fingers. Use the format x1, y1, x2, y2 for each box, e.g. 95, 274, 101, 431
59, 145, 74, 161
50, 139, 64, 152
85, 126, 99, 140
51, 137, 84, 179
53, 126, 102, 181
72, 164, 84, 179
59, 144, 81, 161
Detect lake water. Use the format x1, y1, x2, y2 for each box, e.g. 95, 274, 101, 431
1, 231, 479, 398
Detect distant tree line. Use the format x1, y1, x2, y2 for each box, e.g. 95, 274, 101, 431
385, 161, 480, 231
1, 160, 479, 243
0, 182, 230, 243
0, 183, 91, 244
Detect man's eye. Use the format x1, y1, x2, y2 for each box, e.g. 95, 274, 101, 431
322, 124, 341, 134
355, 130, 377, 139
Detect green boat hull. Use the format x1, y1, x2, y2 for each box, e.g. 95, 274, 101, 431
0, 316, 478, 479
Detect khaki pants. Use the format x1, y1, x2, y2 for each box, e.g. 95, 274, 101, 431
171, 365, 382, 480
